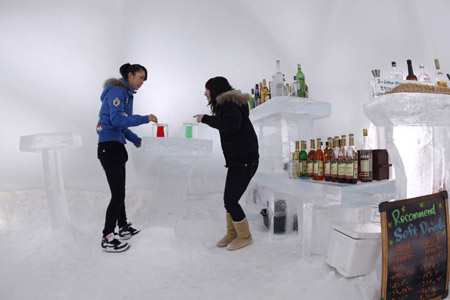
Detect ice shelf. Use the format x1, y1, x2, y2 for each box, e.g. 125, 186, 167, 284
19, 132, 82, 229
364, 92, 450, 199
250, 97, 331, 173
131, 137, 213, 227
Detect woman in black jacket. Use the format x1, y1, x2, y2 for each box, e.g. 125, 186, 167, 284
194, 76, 259, 250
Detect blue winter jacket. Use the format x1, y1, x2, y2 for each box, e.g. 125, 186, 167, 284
96, 78, 149, 146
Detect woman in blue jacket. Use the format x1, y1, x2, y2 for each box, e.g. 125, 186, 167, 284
194, 76, 259, 251
97, 63, 158, 252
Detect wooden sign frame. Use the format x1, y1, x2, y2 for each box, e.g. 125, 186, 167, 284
379, 191, 449, 300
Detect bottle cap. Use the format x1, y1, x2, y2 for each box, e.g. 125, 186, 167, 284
392, 61, 397, 67
297, 63, 301, 68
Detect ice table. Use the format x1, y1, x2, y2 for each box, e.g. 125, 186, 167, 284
19, 132, 82, 229
131, 137, 212, 227
250, 96, 331, 173
246, 172, 395, 255
364, 92, 450, 199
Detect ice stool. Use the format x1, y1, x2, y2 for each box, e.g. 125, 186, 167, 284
20, 132, 82, 229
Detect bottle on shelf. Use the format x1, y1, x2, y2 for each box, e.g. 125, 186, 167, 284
262, 79, 270, 103
345, 133, 358, 184
268, 81, 272, 100
337, 135, 347, 183
360, 129, 373, 182
250, 88, 255, 109
406, 59, 418, 81
331, 136, 340, 183
324, 137, 333, 181
254, 84, 260, 107
313, 138, 324, 181
418, 64, 431, 82
273, 60, 285, 97
293, 76, 299, 97
296, 64, 306, 98
307, 139, 316, 178
294, 141, 301, 179
300, 140, 308, 178
289, 152, 295, 179
434, 59, 448, 87
389, 61, 403, 80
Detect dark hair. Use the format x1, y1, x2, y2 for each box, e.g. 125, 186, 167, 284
205, 76, 233, 115
119, 63, 148, 81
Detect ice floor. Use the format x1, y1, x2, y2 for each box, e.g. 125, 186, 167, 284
0, 189, 382, 300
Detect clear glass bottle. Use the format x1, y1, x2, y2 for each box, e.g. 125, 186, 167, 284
296, 64, 306, 98
418, 64, 431, 82
389, 61, 403, 80
435, 59, 448, 87
272, 60, 285, 97
406, 59, 418, 81
331, 137, 340, 183
360, 129, 373, 182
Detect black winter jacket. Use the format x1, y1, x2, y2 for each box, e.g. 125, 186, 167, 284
202, 90, 259, 167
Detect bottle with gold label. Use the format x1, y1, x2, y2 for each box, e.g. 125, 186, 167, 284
324, 137, 333, 181
331, 137, 339, 182
313, 138, 324, 181
262, 79, 270, 102
294, 141, 301, 178
360, 129, 373, 182
435, 59, 448, 87
337, 135, 347, 183
307, 139, 315, 178
300, 141, 308, 178
345, 134, 358, 184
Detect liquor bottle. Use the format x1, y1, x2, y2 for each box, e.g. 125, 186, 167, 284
346, 134, 358, 184
324, 137, 333, 181
406, 59, 418, 81
289, 152, 295, 179
296, 64, 306, 98
268, 81, 272, 100
434, 59, 448, 87
293, 76, 299, 97
389, 61, 403, 80
331, 137, 340, 183
360, 129, 373, 182
300, 141, 308, 178
294, 141, 301, 179
254, 84, 260, 107
273, 60, 285, 97
418, 64, 431, 82
313, 138, 324, 181
307, 139, 315, 178
337, 136, 347, 183
262, 79, 270, 102
250, 88, 255, 109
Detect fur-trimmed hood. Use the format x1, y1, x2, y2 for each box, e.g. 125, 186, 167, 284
103, 78, 129, 91
216, 90, 251, 105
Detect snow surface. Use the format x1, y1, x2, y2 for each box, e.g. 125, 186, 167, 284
0, 189, 383, 300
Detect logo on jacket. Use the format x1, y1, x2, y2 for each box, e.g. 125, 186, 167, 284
122, 112, 128, 117
97, 125, 103, 132
113, 98, 121, 107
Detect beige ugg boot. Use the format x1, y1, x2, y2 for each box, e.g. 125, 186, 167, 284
216, 213, 237, 247
227, 217, 253, 251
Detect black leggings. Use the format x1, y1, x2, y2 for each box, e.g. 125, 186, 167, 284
223, 160, 259, 222
98, 141, 129, 237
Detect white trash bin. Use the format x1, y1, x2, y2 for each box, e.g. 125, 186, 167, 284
325, 222, 381, 277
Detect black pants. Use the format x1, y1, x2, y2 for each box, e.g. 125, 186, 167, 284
98, 141, 129, 237
223, 160, 259, 222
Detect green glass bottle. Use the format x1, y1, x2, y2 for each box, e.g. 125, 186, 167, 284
296, 64, 306, 98
299, 140, 308, 178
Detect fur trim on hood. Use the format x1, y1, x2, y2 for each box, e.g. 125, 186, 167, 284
103, 78, 128, 91
216, 90, 251, 105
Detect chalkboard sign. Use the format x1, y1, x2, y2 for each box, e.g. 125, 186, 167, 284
379, 191, 450, 300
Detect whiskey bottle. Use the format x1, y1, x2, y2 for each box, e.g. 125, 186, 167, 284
337, 136, 347, 183
294, 141, 301, 179
307, 139, 315, 178
331, 137, 339, 183
406, 59, 418, 81
324, 137, 333, 181
435, 59, 448, 87
360, 129, 373, 182
300, 141, 308, 178
313, 138, 324, 181
262, 79, 270, 103
345, 133, 358, 184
